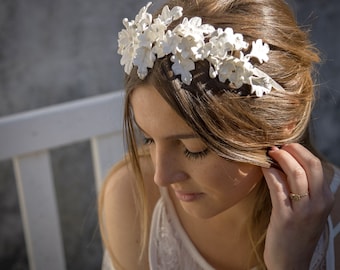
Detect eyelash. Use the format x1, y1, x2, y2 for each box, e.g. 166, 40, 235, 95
143, 137, 154, 146
184, 148, 209, 160
142, 137, 209, 160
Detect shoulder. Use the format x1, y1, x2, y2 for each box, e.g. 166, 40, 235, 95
99, 152, 159, 270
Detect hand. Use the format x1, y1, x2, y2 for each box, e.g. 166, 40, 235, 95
261, 143, 334, 270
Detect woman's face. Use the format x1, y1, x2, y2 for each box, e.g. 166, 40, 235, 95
131, 84, 263, 219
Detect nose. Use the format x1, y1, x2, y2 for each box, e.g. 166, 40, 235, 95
152, 145, 188, 187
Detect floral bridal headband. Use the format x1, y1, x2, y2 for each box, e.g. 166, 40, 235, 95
117, 2, 285, 97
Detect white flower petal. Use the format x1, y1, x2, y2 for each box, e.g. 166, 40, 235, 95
250, 76, 272, 97
248, 39, 270, 63
134, 47, 155, 79
171, 54, 195, 84
158, 5, 183, 25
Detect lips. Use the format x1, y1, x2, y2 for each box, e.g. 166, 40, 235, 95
174, 190, 204, 202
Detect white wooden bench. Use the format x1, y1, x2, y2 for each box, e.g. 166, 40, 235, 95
0, 91, 125, 270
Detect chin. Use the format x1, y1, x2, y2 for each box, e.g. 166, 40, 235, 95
181, 203, 234, 220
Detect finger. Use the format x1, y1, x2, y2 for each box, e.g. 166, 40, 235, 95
262, 167, 292, 213
280, 144, 334, 218
280, 144, 324, 199
268, 146, 309, 198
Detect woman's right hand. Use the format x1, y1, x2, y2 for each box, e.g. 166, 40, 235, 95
262, 144, 334, 269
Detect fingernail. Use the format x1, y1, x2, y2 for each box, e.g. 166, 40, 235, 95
266, 146, 283, 172
271, 146, 280, 151
266, 145, 280, 156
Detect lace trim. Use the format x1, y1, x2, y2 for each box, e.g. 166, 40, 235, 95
149, 188, 214, 270
309, 166, 340, 270
309, 224, 329, 269
324, 167, 340, 270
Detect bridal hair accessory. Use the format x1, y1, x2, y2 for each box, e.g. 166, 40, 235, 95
117, 2, 285, 97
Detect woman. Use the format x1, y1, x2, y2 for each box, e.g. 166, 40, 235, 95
99, 0, 340, 269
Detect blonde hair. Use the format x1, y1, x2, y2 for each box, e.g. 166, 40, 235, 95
102, 0, 320, 268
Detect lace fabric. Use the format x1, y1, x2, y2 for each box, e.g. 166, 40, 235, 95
102, 250, 114, 270
149, 189, 215, 270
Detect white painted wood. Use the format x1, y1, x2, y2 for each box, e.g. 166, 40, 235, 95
0, 91, 126, 270
0, 91, 124, 161
91, 132, 125, 193
13, 151, 66, 270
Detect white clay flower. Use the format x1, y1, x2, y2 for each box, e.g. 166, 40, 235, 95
229, 59, 253, 88
118, 20, 139, 74
247, 39, 270, 63
174, 17, 214, 42
134, 46, 156, 79
134, 2, 153, 31
177, 36, 205, 60
171, 54, 195, 85
158, 5, 183, 25
162, 30, 182, 55
211, 28, 248, 54
250, 76, 272, 97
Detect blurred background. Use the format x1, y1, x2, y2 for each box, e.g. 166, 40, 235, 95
0, 0, 339, 269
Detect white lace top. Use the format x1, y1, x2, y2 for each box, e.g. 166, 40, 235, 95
103, 167, 340, 270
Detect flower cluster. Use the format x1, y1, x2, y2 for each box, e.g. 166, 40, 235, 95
117, 2, 284, 97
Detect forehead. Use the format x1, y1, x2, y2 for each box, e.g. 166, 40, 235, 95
130, 85, 193, 135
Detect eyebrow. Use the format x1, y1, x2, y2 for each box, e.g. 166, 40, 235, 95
134, 121, 200, 140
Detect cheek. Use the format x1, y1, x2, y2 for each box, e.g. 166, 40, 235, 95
193, 162, 238, 190
200, 161, 262, 191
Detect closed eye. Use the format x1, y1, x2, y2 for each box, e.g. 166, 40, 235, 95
143, 137, 154, 145
143, 135, 209, 160
184, 148, 210, 160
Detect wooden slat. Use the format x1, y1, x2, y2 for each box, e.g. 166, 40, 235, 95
91, 132, 125, 193
0, 91, 124, 161
13, 151, 66, 270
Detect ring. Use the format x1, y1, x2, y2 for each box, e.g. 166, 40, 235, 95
289, 192, 309, 201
